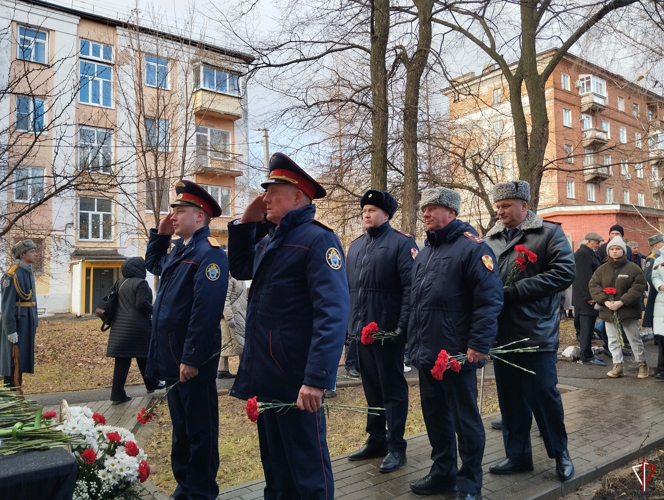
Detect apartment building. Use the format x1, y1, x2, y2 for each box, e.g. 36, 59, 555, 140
443, 49, 664, 249
0, 0, 253, 314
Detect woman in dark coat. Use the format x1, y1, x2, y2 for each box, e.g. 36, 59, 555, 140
108, 257, 163, 404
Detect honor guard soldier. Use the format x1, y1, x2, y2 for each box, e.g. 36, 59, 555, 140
228, 153, 350, 499
408, 188, 503, 500
345, 190, 417, 473
485, 181, 575, 482
145, 180, 228, 500
1, 239, 40, 389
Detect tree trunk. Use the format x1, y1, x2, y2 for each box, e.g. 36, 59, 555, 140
370, 0, 390, 190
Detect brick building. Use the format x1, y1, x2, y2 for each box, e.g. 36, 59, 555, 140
443, 49, 664, 250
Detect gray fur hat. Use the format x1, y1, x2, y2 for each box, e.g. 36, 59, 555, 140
648, 234, 664, 246
12, 239, 37, 259
492, 180, 531, 203
419, 187, 461, 215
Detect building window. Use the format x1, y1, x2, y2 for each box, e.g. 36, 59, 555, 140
79, 61, 112, 107
196, 126, 231, 165
15, 96, 45, 133
602, 121, 610, 138
566, 180, 575, 199
196, 65, 240, 96
493, 120, 503, 138
638, 193, 645, 206
655, 197, 660, 209
635, 132, 642, 149
492, 88, 501, 104
623, 190, 630, 204
633, 103, 639, 117
618, 96, 625, 111
145, 118, 170, 152
13, 167, 44, 203
650, 132, 664, 151
561, 73, 571, 91
79, 39, 112, 62
636, 163, 644, 178
619, 127, 627, 144
145, 180, 169, 213
201, 185, 231, 216
17, 26, 47, 64
578, 75, 607, 97
581, 114, 592, 130
563, 108, 572, 128
564, 144, 573, 163
587, 183, 595, 202
495, 154, 504, 171
653, 165, 659, 181
146, 56, 169, 89
603, 154, 613, 175
606, 187, 614, 203
79, 197, 112, 241
79, 126, 112, 173
584, 148, 594, 165
621, 159, 629, 176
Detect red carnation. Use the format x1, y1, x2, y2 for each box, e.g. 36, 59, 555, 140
92, 413, 106, 425
603, 287, 617, 295
514, 244, 526, 253
41, 411, 57, 420
246, 396, 260, 422
450, 358, 462, 372
436, 349, 449, 364
125, 441, 139, 457
526, 250, 538, 263
364, 322, 379, 334
515, 255, 527, 270
361, 329, 375, 345
105, 432, 121, 443
138, 460, 150, 482
80, 448, 97, 464
431, 364, 445, 381
137, 408, 153, 425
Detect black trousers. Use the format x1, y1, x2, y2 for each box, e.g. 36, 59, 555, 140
657, 336, 664, 375
168, 377, 219, 500
345, 338, 359, 371
494, 352, 567, 460
110, 357, 159, 402
258, 404, 333, 499
577, 315, 596, 361
419, 367, 484, 494
358, 341, 408, 452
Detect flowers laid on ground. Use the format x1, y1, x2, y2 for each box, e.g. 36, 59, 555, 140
430, 339, 539, 381
244, 396, 384, 423
603, 287, 625, 348
360, 322, 398, 344
57, 406, 149, 500
505, 245, 537, 286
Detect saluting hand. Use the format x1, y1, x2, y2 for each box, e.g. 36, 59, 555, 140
240, 193, 267, 223
466, 348, 486, 363
297, 385, 324, 413
158, 212, 175, 236
180, 363, 199, 383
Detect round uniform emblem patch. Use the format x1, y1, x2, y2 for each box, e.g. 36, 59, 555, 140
326, 248, 342, 270
206, 263, 221, 281
481, 255, 494, 271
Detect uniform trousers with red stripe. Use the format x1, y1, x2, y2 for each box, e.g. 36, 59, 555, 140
167, 377, 219, 500
257, 403, 333, 499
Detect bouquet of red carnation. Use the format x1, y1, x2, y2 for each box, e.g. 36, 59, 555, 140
361, 322, 398, 345
245, 396, 384, 422
504, 244, 537, 286
602, 287, 625, 348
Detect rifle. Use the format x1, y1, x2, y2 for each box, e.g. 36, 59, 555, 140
12, 343, 22, 395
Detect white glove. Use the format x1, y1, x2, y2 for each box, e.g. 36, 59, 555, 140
7, 333, 18, 344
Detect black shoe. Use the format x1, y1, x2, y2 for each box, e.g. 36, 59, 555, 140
655, 372, 664, 380
379, 451, 406, 473
578, 357, 607, 367
489, 458, 534, 475
147, 381, 166, 394
490, 416, 502, 430
348, 441, 388, 461
346, 367, 360, 378
217, 370, 236, 379
410, 474, 458, 496
603, 347, 613, 359
457, 493, 482, 500
556, 450, 574, 481
324, 389, 337, 399
111, 396, 132, 405
622, 349, 633, 357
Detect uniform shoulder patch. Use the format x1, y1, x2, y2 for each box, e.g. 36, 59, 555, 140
312, 219, 333, 231
393, 228, 412, 238
207, 237, 221, 247
1, 275, 10, 288
205, 263, 221, 281
325, 248, 342, 270
481, 254, 494, 271
410, 247, 419, 260
463, 231, 484, 244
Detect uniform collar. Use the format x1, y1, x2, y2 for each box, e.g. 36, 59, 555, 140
174, 226, 210, 250
366, 221, 390, 238
426, 218, 463, 247
277, 204, 316, 234
15, 260, 34, 273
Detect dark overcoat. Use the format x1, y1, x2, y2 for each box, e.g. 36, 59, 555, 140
572, 244, 601, 317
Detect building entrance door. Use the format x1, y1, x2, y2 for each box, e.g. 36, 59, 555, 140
91, 268, 115, 314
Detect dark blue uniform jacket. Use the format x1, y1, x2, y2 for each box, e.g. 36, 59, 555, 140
407, 219, 504, 371
145, 226, 228, 383
346, 221, 418, 339
227, 204, 350, 402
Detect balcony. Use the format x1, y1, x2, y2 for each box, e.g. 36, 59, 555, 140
192, 89, 243, 120
651, 148, 664, 165
193, 153, 244, 176
581, 128, 609, 148
650, 119, 664, 132
583, 163, 611, 183
580, 93, 607, 114
651, 179, 664, 193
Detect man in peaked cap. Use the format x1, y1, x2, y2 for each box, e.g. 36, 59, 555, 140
228, 153, 350, 499
345, 189, 418, 474
145, 179, 228, 500
485, 180, 576, 482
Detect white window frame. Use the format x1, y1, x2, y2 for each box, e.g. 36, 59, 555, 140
656, 197, 660, 209
636, 163, 644, 179
564, 145, 573, 163
13, 167, 44, 203
566, 180, 575, 199
653, 165, 659, 181
145, 180, 170, 214
633, 103, 639, 117
495, 154, 504, 172
619, 127, 627, 144
79, 60, 112, 108
78, 196, 113, 241
17, 25, 47, 64
196, 126, 231, 165
145, 118, 170, 152
635, 132, 642, 149
561, 73, 571, 91
621, 159, 629, 176
584, 148, 594, 166
586, 183, 595, 202
602, 121, 610, 138
623, 190, 630, 204
145, 55, 169, 90
638, 193, 645, 206
492, 88, 501, 104
15, 96, 45, 133
618, 96, 625, 112
563, 108, 572, 128
493, 120, 503, 138
79, 39, 113, 62
197, 65, 241, 96
78, 126, 113, 173
606, 187, 614, 204
201, 184, 231, 216
581, 114, 592, 130
578, 75, 607, 97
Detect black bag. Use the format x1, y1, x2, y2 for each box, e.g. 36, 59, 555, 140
95, 279, 126, 331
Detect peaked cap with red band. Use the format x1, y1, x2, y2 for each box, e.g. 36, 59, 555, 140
170, 179, 222, 217
261, 152, 326, 200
